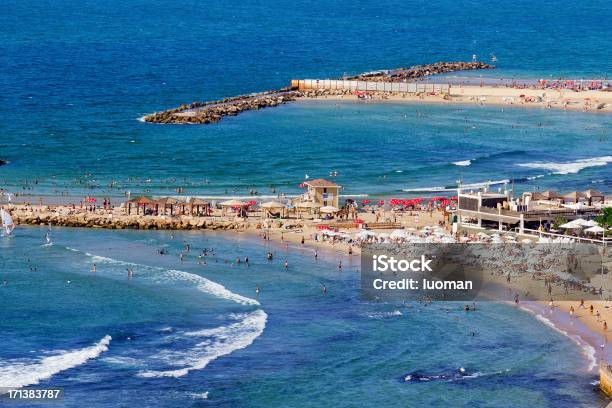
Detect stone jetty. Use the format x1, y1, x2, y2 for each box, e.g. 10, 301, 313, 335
347, 61, 494, 82
10, 205, 298, 231
142, 61, 493, 125
143, 89, 302, 125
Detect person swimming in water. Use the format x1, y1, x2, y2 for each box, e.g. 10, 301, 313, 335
255, 286, 260, 295
92, 263, 96, 273
284, 260, 288, 269
322, 284, 327, 293
267, 251, 273, 261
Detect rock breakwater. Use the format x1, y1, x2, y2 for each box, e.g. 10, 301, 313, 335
347, 61, 494, 82
142, 61, 494, 125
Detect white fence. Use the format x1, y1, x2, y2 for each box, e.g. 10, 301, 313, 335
292, 79, 450, 94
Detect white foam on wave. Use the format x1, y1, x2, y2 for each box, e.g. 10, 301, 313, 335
517, 156, 612, 175
520, 306, 597, 372
68, 248, 260, 306
366, 310, 403, 319
62, 247, 265, 378
0, 335, 111, 389
453, 160, 472, 167
403, 179, 509, 193
164, 269, 260, 306
137, 309, 267, 378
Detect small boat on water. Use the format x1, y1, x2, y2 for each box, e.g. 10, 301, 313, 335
491, 54, 497, 63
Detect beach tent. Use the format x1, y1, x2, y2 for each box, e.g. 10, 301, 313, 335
260, 201, 286, 218
319, 206, 340, 213
583, 189, 605, 205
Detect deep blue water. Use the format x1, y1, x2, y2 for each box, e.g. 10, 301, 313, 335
1, 0, 611, 200
0, 227, 606, 407
1, 1, 612, 406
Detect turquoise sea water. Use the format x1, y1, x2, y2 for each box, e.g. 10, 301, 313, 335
1, 0, 612, 406
0, 227, 606, 407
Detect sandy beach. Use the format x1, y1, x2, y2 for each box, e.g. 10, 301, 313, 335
303, 85, 612, 113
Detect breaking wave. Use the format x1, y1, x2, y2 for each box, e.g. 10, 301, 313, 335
0, 335, 112, 389
403, 179, 510, 193
61, 247, 265, 378
517, 156, 612, 175
452, 160, 472, 166
137, 310, 267, 378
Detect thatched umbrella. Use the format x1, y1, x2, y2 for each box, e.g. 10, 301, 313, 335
188, 197, 210, 216
127, 196, 154, 215
153, 197, 181, 215
563, 191, 586, 204
538, 190, 563, 201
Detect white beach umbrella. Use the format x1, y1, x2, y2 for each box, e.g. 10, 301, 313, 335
390, 229, 409, 239
581, 220, 598, 227
585, 225, 605, 234
559, 220, 584, 229
319, 205, 340, 213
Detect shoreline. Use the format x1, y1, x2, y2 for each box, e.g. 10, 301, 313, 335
6, 202, 611, 382
299, 86, 612, 114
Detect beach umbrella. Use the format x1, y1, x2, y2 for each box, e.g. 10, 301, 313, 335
320, 205, 340, 213
377, 200, 385, 205
390, 229, 408, 239
220, 199, 247, 207
559, 220, 585, 229
585, 226, 605, 234
581, 220, 598, 227
259, 201, 285, 209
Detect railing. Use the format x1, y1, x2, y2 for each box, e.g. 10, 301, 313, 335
519, 228, 611, 245
293, 79, 450, 94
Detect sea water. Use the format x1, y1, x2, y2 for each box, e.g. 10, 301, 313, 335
1, 0, 611, 199
1, 0, 612, 406
0, 227, 605, 407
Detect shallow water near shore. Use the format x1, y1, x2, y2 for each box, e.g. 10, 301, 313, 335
0, 226, 607, 407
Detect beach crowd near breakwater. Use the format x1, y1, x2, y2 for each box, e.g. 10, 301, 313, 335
142, 60, 612, 125
142, 61, 494, 125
